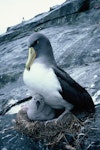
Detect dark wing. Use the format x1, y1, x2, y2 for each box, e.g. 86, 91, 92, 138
53, 66, 94, 111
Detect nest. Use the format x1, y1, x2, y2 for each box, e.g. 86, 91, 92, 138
15, 109, 82, 144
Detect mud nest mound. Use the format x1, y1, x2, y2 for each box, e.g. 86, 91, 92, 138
15, 109, 82, 144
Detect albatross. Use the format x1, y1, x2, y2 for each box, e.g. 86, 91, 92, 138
23, 94, 55, 121
23, 32, 94, 121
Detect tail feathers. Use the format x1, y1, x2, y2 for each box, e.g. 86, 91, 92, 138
79, 91, 95, 112
84, 92, 95, 110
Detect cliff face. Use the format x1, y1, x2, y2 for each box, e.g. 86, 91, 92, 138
0, 0, 100, 149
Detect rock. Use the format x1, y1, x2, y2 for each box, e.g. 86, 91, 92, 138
79, 105, 100, 150
0, 0, 100, 149
0, 114, 40, 150
50, 5, 59, 11
0, 0, 99, 44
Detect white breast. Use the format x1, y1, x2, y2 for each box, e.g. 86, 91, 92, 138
23, 63, 69, 108
23, 63, 61, 92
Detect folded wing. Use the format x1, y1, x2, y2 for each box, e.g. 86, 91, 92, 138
53, 66, 94, 111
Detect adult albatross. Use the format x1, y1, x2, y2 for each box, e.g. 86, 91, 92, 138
23, 32, 94, 120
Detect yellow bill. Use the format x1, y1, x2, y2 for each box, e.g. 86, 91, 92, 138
25, 47, 36, 71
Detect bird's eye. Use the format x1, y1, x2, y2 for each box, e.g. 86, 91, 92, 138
34, 40, 39, 46
37, 40, 39, 44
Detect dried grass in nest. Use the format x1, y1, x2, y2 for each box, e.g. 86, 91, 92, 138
15, 109, 82, 144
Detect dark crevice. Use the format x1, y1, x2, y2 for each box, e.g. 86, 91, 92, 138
79, 0, 90, 12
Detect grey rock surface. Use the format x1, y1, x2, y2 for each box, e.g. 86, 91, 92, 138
0, 0, 100, 149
